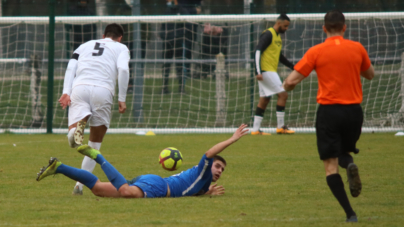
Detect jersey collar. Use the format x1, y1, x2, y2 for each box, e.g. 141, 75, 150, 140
325, 36, 344, 42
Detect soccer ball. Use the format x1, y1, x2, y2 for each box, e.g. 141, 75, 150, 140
159, 147, 183, 171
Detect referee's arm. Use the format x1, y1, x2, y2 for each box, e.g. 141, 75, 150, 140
254, 31, 273, 77
283, 70, 305, 91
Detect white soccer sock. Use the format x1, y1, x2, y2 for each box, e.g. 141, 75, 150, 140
67, 127, 76, 148
276, 111, 285, 128
75, 141, 102, 190
252, 116, 263, 132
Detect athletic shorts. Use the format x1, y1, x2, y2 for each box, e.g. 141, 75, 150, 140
316, 104, 363, 160
128, 174, 168, 198
69, 85, 113, 128
258, 71, 285, 97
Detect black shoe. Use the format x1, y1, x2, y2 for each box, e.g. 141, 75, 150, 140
346, 215, 358, 222
354, 148, 360, 154
347, 163, 362, 197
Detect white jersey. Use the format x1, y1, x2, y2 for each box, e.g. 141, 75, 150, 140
65, 38, 130, 100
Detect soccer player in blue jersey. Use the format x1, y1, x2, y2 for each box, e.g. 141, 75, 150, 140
36, 124, 249, 198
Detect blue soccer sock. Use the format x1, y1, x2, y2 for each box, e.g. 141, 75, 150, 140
95, 154, 127, 190
56, 164, 98, 189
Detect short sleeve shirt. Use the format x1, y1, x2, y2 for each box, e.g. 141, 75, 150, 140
72, 38, 130, 96
294, 36, 371, 105
164, 154, 213, 197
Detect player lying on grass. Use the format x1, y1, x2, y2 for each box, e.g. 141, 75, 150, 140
36, 124, 249, 198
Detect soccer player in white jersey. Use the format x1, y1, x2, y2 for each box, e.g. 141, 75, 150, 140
58, 23, 130, 195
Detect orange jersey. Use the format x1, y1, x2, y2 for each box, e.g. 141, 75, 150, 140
294, 36, 371, 105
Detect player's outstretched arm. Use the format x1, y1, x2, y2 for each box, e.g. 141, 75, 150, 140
205, 124, 249, 158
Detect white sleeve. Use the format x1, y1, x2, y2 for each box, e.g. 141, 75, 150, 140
117, 49, 130, 102
255, 50, 261, 75
62, 59, 78, 96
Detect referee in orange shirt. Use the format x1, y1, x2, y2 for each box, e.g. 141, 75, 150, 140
283, 10, 374, 222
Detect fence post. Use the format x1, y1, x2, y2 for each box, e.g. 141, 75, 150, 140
400, 53, 404, 114
47, 0, 55, 133
215, 53, 226, 126
132, 0, 144, 123
30, 54, 44, 128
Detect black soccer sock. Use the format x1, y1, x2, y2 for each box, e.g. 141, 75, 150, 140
338, 152, 354, 169
276, 105, 285, 112
326, 174, 356, 218
255, 107, 265, 117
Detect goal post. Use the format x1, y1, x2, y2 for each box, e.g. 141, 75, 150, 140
0, 12, 403, 133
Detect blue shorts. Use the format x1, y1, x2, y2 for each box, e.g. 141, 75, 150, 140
128, 174, 168, 198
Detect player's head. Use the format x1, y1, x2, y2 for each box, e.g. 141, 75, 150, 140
274, 14, 290, 34
103, 23, 124, 41
211, 155, 226, 182
324, 9, 346, 34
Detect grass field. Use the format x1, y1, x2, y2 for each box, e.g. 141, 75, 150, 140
0, 132, 403, 226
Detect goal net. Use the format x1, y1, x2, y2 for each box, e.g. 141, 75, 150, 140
0, 13, 403, 133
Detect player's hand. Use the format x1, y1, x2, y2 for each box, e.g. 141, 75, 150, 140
256, 74, 263, 81
207, 183, 225, 196
231, 124, 249, 142
58, 94, 71, 109
119, 101, 126, 113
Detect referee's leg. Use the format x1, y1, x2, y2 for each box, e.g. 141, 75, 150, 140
317, 105, 357, 222
324, 158, 357, 222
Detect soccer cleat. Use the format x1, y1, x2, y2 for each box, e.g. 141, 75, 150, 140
36, 157, 62, 181
251, 130, 271, 135
346, 215, 358, 222
77, 144, 100, 160
72, 185, 83, 195
276, 125, 295, 134
74, 120, 86, 147
347, 163, 362, 197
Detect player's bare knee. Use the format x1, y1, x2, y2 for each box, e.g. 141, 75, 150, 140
278, 92, 288, 100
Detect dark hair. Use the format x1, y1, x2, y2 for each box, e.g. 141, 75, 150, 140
213, 155, 226, 166
104, 23, 124, 39
324, 9, 345, 33
277, 14, 290, 22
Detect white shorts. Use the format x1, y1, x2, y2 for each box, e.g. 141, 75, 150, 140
68, 85, 113, 128
258, 71, 285, 97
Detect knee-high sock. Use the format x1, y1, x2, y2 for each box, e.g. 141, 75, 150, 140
252, 107, 265, 132
75, 141, 101, 190
276, 105, 285, 128
67, 128, 76, 148
326, 174, 356, 218
57, 164, 98, 189
95, 154, 127, 191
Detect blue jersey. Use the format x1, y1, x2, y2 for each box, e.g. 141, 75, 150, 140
164, 154, 213, 197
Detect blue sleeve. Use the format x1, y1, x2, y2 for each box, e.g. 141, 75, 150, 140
197, 154, 213, 180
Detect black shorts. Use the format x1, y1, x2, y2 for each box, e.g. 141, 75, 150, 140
316, 104, 363, 160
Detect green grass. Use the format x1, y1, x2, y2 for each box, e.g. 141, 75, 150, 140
0, 133, 403, 226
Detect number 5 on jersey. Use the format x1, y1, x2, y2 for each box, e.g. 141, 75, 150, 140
92, 42, 104, 56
